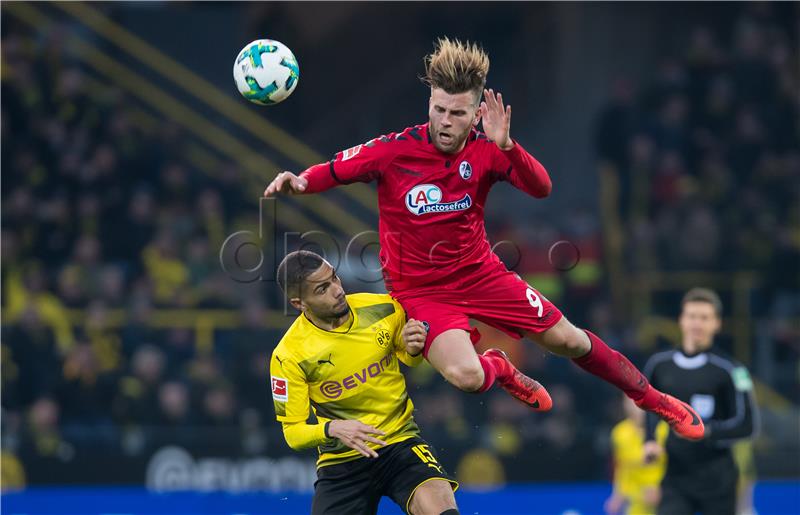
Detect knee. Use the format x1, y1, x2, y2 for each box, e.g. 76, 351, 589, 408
408, 480, 457, 515
564, 329, 591, 356
442, 363, 484, 392
543, 325, 591, 358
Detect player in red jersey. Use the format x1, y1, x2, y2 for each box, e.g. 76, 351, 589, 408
264, 38, 704, 440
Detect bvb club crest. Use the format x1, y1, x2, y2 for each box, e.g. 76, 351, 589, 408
376, 328, 391, 348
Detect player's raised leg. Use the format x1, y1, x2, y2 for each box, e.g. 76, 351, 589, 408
425, 330, 484, 392
407, 479, 458, 515
426, 329, 551, 410
525, 317, 705, 440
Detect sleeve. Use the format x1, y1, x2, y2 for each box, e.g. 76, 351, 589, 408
282, 421, 329, 450
491, 140, 552, 198
390, 298, 424, 368
643, 358, 661, 442
270, 350, 311, 423
299, 135, 397, 194
706, 363, 758, 443
271, 350, 334, 450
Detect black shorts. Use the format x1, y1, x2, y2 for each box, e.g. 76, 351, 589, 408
658, 459, 738, 515
311, 436, 458, 515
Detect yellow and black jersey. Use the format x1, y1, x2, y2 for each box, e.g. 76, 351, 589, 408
270, 293, 423, 467
611, 419, 668, 515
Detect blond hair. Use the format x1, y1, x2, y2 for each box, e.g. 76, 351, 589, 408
422, 37, 489, 101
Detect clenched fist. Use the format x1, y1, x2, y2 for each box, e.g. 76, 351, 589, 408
402, 318, 428, 357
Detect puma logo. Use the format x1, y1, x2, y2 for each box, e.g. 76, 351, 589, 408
427, 463, 444, 474
317, 353, 334, 367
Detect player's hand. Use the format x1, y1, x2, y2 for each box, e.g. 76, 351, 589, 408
642, 486, 661, 508
401, 318, 427, 357
642, 440, 664, 463
327, 419, 387, 458
603, 493, 626, 515
263, 171, 308, 197
480, 88, 513, 151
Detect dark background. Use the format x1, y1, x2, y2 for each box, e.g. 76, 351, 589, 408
2, 1, 798, 490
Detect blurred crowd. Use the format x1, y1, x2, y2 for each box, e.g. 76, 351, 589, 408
2, 3, 798, 487
1, 24, 287, 483
597, 6, 798, 277
595, 5, 799, 392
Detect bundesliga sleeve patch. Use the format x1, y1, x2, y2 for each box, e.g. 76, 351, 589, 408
341, 144, 363, 161
271, 376, 288, 402
732, 367, 753, 392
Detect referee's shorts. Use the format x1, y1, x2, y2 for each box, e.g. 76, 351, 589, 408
659, 456, 738, 515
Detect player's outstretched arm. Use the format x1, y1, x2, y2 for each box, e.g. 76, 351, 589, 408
264, 135, 391, 198
327, 419, 387, 458
263, 171, 308, 197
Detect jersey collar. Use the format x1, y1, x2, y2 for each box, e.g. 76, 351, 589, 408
301, 306, 357, 335
673, 351, 709, 369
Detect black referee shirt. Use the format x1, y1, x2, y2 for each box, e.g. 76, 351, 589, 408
644, 349, 759, 477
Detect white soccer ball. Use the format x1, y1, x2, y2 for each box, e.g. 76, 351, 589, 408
233, 39, 299, 105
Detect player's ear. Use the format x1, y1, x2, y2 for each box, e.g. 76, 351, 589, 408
288, 297, 303, 311
712, 316, 722, 334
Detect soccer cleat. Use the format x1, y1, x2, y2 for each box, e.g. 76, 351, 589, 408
636, 390, 705, 441
484, 349, 553, 411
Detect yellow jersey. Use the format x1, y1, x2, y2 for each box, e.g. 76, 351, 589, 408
270, 293, 423, 467
610, 419, 668, 515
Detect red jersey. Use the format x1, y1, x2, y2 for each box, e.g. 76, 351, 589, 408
299, 123, 552, 292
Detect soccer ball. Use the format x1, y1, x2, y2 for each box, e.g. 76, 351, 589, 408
233, 39, 299, 105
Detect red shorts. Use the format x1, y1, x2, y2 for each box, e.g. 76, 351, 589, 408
390, 261, 563, 358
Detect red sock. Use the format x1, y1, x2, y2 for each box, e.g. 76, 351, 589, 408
572, 330, 650, 401
477, 352, 514, 393
478, 354, 498, 393
477, 355, 497, 393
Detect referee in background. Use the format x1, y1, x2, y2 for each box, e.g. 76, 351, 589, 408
643, 288, 759, 515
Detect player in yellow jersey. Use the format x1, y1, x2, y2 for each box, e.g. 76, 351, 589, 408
605, 395, 668, 515
270, 250, 459, 515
